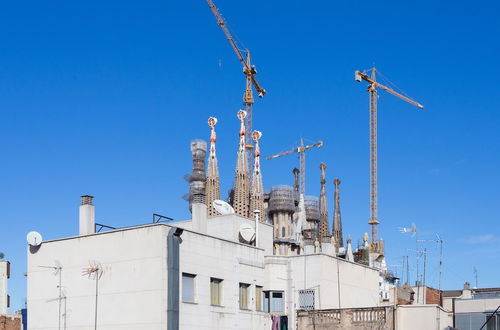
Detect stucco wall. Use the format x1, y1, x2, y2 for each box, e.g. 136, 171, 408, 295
179, 227, 270, 329
28, 223, 271, 330
289, 254, 380, 309
396, 304, 452, 330
27, 225, 168, 329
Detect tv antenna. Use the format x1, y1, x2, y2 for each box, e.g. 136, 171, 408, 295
39, 261, 63, 330
418, 233, 444, 291
82, 261, 104, 330
473, 267, 478, 289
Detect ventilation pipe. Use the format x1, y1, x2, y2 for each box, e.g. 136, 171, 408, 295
254, 209, 260, 248
79, 195, 95, 235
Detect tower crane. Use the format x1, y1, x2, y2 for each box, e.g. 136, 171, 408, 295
267, 138, 323, 197
205, 0, 266, 167
355, 68, 424, 247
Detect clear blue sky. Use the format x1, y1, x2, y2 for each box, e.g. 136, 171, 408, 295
1, 0, 499, 311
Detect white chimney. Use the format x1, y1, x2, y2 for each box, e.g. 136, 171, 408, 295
79, 195, 95, 235
191, 193, 207, 233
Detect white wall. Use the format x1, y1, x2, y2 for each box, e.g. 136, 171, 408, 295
455, 297, 500, 313
27, 225, 168, 329
28, 223, 271, 330
0, 260, 8, 314
207, 214, 274, 256
289, 254, 381, 309
396, 304, 452, 330
179, 227, 270, 330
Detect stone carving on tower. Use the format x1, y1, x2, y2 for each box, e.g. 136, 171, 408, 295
232, 110, 250, 217
206, 117, 221, 216
332, 178, 344, 249
293, 168, 300, 194
318, 163, 330, 239
250, 130, 266, 222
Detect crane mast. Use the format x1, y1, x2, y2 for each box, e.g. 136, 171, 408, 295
205, 0, 266, 168
355, 68, 424, 246
267, 138, 323, 197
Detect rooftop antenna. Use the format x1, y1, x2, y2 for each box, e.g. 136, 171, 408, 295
0, 252, 4, 259
400, 223, 419, 284
408, 248, 425, 302
82, 261, 104, 330
418, 233, 444, 291
473, 267, 478, 289
39, 261, 63, 330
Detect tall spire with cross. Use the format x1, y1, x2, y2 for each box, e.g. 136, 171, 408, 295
332, 178, 344, 248
250, 130, 265, 222
319, 163, 330, 239
206, 117, 221, 216
233, 110, 250, 217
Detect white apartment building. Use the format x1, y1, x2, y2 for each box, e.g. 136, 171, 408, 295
26, 196, 382, 330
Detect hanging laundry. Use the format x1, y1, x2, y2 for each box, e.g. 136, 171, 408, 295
272, 315, 280, 330
280, 315, 288, 330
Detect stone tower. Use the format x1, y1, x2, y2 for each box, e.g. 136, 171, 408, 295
293, 168, 300, 194
206, 117, 221, 216
332, 178, 344, 248
233, 110, 250, 217
188, 139, 207, 210
250, 130, 265, 222
318, 163, 330, 239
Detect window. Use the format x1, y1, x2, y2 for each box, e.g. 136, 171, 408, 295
263, 291, 284, 313
271, 291, 284, 312
239, 283, 250, 309
210, 278, 222, 306
298, 289, 315, 311
256, 286, 263, 311
182, 273, 196, 303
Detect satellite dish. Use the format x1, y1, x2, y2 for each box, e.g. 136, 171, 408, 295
239, 223, 255, 243
27, 231, 43, 246
212, 200, 235, 215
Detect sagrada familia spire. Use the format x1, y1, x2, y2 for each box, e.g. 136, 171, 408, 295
318, 163, 330, 239
250, 130, 265, 222
205, 117, 221, 216
233, 110, 250, 217
332, 178, 344, 248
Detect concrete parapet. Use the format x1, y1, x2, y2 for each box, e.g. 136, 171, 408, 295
297, 306, 394, 330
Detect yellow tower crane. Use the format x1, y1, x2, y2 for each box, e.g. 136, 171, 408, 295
205, 0, 266, 167
355, 68, 424, 248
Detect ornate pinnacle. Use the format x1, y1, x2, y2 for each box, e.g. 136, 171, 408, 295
208, 117, 218, 157
320, 163, 327, 185
252, 130, 262, 174
237, 110, 247, 152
